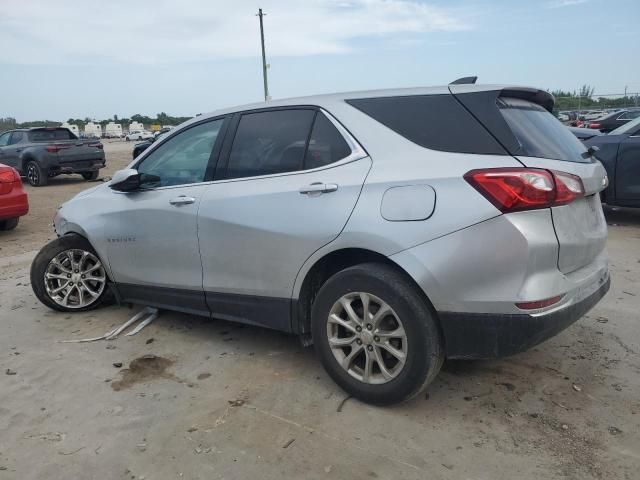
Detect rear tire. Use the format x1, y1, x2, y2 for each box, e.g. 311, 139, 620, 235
26, 160, 48, 187
31, 234, 110, 312
81, 171, 99, 181
0, 217, 19, 231
311, 263, 444, 405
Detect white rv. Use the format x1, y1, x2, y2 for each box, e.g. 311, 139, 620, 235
60, 123, 80, 137
128, 121, 144, 134
84, 122, 103, 138
105, 122, 123, 138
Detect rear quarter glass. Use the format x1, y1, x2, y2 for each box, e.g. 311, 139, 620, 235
346, 94, 506, 155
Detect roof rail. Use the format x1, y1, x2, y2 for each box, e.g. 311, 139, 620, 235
450, 76, 478, 85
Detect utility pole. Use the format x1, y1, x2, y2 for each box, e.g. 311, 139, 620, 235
256, 8, 270, 102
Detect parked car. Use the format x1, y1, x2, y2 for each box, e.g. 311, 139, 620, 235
132, 139, 153, 159
587, 109, 640, 132
0, 164, 29, 231
583, 110, 605, 121
582, 116, 640, 208
31, 83, 610, 405
0, 128, 105, 186
568, 126, 603, 140
154, 126, 173, 137
125, 130, 153, 141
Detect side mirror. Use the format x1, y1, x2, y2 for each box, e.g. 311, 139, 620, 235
109, 169, 141, 192
581, 145, 600, 159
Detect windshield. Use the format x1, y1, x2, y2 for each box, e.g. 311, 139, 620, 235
609, 116, 640, 135
498, 97, 589, 163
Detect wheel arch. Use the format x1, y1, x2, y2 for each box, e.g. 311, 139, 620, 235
292, 247, 441, 342
56, 227, 115, 283
20, 153, 37, 174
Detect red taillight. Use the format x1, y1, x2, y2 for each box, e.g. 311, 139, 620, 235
588, 123, 601, 129
0, 168, 18, 194
516, 295, 564, 310
46, 144, 70, 153
464, 168, 584, 213
553, 170, 584, 205
0, 168, 18, 183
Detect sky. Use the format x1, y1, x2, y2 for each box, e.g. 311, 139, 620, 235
1, 0, 638, 122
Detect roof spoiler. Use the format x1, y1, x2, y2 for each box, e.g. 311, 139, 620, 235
450, 76, 478, 85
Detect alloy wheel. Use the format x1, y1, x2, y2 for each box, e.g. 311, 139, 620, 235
327, 292, 408, 384
44, 249, 106, 309
27, 163, 39, 186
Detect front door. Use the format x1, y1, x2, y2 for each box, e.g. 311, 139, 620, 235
616, 132, 640, 202
198, 108, 371, 331
103, 117, 227, 315
0, 131, 24, 170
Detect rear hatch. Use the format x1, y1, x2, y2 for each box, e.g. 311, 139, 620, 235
452, 87, 608, 274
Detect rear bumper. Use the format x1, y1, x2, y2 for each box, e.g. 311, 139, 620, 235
50, 159, 106, 174
439, 273, 610, 359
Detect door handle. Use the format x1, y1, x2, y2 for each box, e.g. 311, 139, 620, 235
169, 195, 196, 206
299, 183, 339, 195
15, 148, 23, 153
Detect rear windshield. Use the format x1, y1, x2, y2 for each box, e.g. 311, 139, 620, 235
498, 97, 589, 163
29, 128, 77, 142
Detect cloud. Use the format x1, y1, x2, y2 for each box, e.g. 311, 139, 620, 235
546, 0, 590, 8
0, 0, 471, 65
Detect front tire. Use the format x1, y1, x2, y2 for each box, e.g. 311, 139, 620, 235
312, 263, 443, 405
26, 160, 48, 187
81, 171, 99, 181
0, 217, 19, 231
31, 234, 110, 312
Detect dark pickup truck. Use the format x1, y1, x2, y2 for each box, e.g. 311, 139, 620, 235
0, 127, 106, 186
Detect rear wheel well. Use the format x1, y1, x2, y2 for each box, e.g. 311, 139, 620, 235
295, 248, 439, 341
20, 155, 36, 174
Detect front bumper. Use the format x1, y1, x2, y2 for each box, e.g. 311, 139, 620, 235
439, 273, 610, 359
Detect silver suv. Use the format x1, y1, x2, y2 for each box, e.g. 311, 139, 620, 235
31, 83, 610, 405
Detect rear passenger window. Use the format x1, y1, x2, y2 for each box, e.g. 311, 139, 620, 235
304, 112, 352, 169
226, 109, 314, 179
346, 95, 505, 155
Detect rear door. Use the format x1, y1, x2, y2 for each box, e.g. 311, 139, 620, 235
616, 128, 640, 202
197, 108, 370, 331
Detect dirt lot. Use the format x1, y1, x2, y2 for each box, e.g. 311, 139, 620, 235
1, 142, 639, 479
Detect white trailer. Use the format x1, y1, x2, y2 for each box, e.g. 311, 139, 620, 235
84, 122, 103, 138
60, 123, 80, 137
128, 121, 144, 133
105, 122, 123, 138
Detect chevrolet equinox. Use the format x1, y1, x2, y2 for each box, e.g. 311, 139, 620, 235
31, 82, 610, 405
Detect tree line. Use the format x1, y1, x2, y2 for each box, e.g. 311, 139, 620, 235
1, 112, 193, 132
550, 85, 640, 111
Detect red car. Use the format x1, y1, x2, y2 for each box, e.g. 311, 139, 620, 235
0, 164, 29, 231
